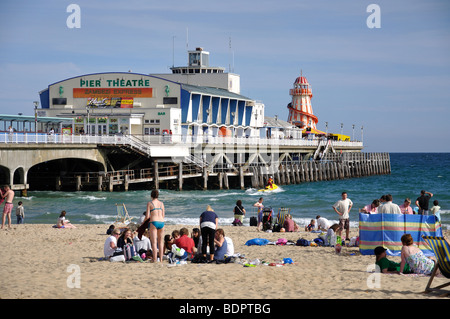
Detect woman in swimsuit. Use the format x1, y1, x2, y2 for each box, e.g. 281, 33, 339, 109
400, 233, 437, 275
145, 189, 165, 262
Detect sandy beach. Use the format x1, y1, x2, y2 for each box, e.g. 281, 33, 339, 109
0, 223, 448, 300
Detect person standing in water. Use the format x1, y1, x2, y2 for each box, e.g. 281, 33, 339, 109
145, 189, 165, 262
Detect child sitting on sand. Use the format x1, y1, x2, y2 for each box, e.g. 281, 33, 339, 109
324, 224, 340, 246
374, 246, 411, 274
305, 219, 315, 232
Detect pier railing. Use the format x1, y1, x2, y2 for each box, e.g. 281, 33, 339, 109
0, 132, 363, 148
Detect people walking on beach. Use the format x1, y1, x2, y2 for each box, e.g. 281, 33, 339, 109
332, 192, 353, 240
16, 201, 24, 224
253, 197, 264, 231
1, 185, 14, 229
399, 198, 413, 214
415, 190, 433, 215
233, 200, 246, 224
145, 189, 165, 262
199, 205, 218, 262
378, 194, 401, 214
400, 233, 437, 275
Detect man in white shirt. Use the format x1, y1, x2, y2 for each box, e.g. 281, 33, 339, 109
378, 194, 401, 214
332, 192, 353, 240
315, 215, 331, 231
104, 229, 121, 258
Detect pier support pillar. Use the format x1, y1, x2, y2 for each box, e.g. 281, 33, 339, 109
178, 162, 183, 191
203, 167, 208, 190
224, 172, 229, 190
219, 173, 223, 190
76, 175, 81, 191
239, 166, 245, 190
56, 176, 61, 191
98, 175, 103, 191
124, 174, 129, 191
153, 160, 159, 189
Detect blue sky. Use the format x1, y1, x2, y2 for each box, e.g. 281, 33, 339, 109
0, 0, 449, 152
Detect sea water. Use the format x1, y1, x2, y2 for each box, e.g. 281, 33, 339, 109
13, 153, 450, 230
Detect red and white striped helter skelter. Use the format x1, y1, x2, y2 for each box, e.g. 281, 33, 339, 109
287, 72, 318, 129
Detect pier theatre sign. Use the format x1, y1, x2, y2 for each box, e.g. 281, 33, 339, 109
72, 75, 154, 108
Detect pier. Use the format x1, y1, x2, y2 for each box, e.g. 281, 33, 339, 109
0, 131, 388, 193
53, 150, 391, 192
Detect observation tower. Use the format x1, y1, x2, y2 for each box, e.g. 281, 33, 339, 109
287, 72, 318, 130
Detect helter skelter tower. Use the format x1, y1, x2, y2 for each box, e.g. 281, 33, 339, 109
287, 71, 318, 130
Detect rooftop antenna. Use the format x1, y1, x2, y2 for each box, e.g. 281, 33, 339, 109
172, 35, 176, 68
229, 37, 234, 73
186, 27, 189, 51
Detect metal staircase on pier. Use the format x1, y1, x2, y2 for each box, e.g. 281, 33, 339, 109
183, 154, 209, 172
313, 139, 335, 160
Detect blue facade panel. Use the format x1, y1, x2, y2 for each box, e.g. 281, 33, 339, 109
220, 98, 229, 125
180, 89, 191, 123
245, 105, 253, 126
202, 95, 211, 123
211, 97, 220, 124
238, 101, 245, 125
229, 100, 237, 124
191, 94, 201, 122
39, 89, 50, 109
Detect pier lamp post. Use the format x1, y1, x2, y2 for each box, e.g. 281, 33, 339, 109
86, 105, 90, 135
352, 124, 355, 141
33, 101, 39, 134
340, 123, 343, 136
361, 125, 364, 143
325, 122, 328, 136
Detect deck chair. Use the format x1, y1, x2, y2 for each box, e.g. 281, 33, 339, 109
276, 207, 290, 226
114, 203, 133, 231
422, 235, 450, 297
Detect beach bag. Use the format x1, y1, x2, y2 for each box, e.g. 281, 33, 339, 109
169, 244, 188, 263
314, 238, 324, 246
110, 255, 125, 262
250, 216, 257, 227
276, 238, 287, 245
296, 238, 310, 246
272, 224, 281, 232
123, 243, 137, 261
232, 218, 243, 226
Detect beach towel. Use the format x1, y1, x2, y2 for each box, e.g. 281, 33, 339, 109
137, 219, 150, 240
245, 238, 270, 246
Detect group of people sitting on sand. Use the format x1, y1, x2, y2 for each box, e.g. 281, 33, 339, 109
103, 200, 235, 263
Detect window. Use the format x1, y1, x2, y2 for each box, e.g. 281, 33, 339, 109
163, 97, 178, 104
145, 128, 161, 135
